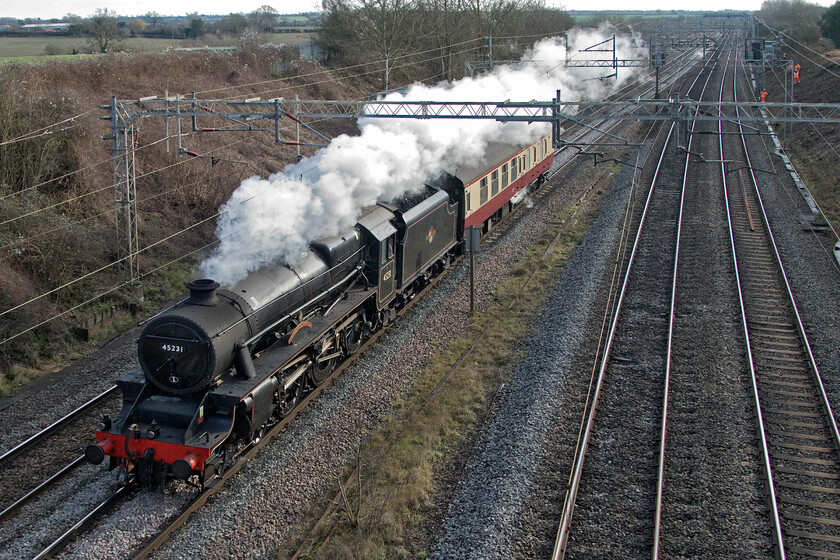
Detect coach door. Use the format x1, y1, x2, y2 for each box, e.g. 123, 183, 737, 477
378, 235, 396, 308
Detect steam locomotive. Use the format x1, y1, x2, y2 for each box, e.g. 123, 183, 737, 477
85, 134, 553, 486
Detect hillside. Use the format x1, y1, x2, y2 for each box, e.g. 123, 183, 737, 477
0, 43, 392, 389
764, 46, 840, 227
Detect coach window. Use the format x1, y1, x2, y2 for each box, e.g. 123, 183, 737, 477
466, 191, 471, 212
480, 177, 488, 205
511, 158, 518, 180
502, 163, 509, 188
491, 170, 499, 196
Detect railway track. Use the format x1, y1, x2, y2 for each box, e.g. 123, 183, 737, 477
725, 51, 840, 559
0, 386, 120, 520
30, 270, 436, 560
30, 487, 131, 560
552, 45, 724, 558
279, 46, 704, 560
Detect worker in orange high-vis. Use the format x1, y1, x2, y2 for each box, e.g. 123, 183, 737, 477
794, 63, 801, 84
761, 90, 768, 102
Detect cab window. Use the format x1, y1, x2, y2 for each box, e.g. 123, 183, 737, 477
381, 237, 394, 261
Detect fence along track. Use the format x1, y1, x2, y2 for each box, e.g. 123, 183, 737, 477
726, 52, 840, 559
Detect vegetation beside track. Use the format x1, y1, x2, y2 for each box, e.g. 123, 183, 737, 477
764, 47, 840, 234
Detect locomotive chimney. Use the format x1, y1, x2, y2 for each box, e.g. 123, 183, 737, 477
186, 279, 220, 306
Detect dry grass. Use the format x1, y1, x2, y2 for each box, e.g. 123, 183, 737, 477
0, 46, 388, 386
764, 52, 840, 235
276, 187, 605, 560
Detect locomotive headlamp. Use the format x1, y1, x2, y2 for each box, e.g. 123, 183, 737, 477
147, 419, 160, 439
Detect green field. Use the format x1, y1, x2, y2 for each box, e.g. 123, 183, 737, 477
0, 33, 317, 62
264, 32, 317, 46
0, 36, 189, 58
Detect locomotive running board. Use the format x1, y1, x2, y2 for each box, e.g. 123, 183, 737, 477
208, 289, 375, 405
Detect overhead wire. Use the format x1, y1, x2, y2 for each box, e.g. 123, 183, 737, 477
739, 48, 840, 253
0, 189, 257, 325
0, 131, 197, 204
1, 40, 479, 307
755, 17, 840, 80
240, 41, 483, 101
197, 32, 559, 98
0, 136, 250, 228
0, 177, 210, 251
0, 235, 228, 346
757, 30, 840, 172
755, 16, 840, 68
0, 109, 96, 148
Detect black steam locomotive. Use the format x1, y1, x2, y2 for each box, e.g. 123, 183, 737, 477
85, 174, 463, 485
86, 134, 553, 486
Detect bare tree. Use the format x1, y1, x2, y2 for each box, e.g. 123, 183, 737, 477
357, 0, 417, 91
146, 11, 161, 30
318, 0, 571, 86
420, 0, 468, 81
249, 5, 279, 32
86, 8, 123, 53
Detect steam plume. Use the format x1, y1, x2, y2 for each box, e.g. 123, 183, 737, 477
200, 29, 645, 286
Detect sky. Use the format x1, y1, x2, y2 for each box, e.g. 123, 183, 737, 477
3, 0, 838, 21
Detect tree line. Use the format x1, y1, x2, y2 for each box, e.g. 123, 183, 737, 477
0, 6, 318, 54
318, 0, 574, 91
757, 0, 840, 45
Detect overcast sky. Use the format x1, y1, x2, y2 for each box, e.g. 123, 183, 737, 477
2, 0, 837, 20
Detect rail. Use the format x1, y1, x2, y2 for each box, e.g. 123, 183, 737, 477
0, 385, 118, 468
552, 47, 719, 560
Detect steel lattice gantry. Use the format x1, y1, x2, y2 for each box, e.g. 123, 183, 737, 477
115, 96, 840, 124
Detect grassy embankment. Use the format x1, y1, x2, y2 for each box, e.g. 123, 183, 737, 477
764, 48, 840, 231
278, 168, 618, 559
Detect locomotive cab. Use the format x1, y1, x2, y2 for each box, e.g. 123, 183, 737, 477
357, 205, 398, 309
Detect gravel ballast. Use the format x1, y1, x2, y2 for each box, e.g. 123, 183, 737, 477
430, 137, 648, 559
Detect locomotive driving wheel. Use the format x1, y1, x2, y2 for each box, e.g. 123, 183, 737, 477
309, 334, 338, 387
276, 378, 303, 419
343, 321, 363, 355
309, 356, 335, 387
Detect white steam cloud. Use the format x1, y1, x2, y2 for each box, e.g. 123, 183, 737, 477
200, 28, 645, 286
